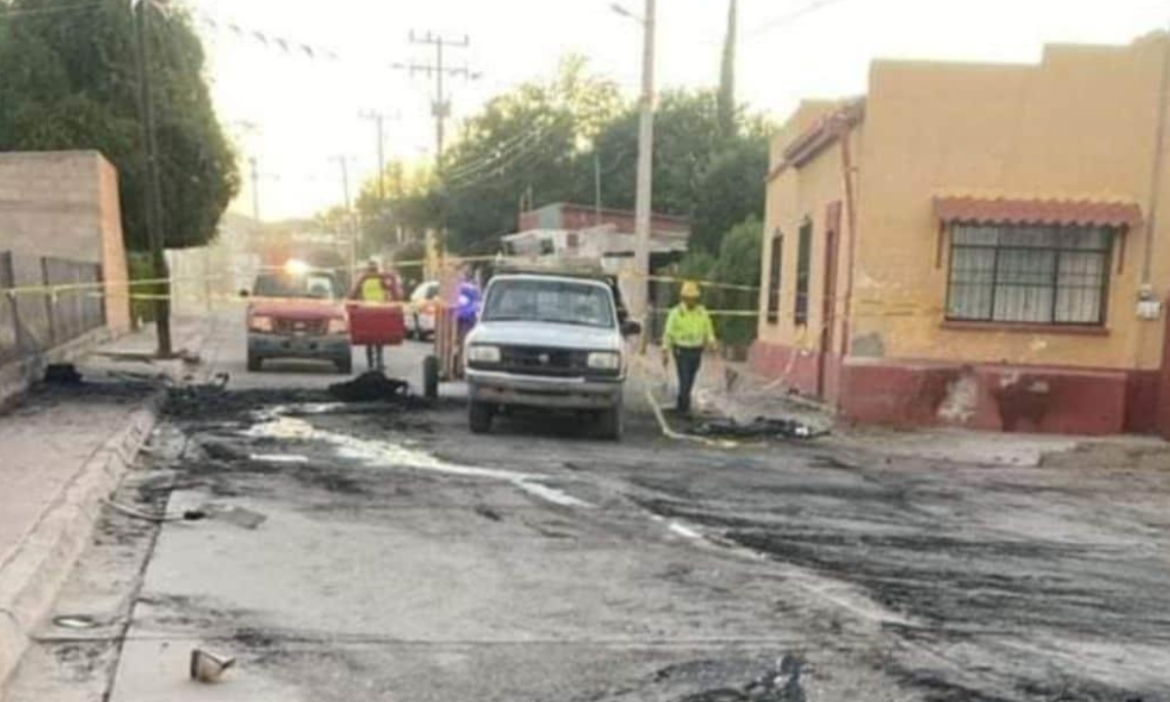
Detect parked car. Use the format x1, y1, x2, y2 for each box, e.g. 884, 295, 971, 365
463, 272, 640, 440
405, 280, 440, 340
243, 261, 351, 373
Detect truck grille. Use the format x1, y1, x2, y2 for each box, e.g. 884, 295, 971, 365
273, 318, 328, 335
499, 345, 589, 376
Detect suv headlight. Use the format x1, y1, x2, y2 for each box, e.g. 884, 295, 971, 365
327, 317, 348, 334
249, 315, 273, 333
587, 351, 621, 370
467, 345, 501, 363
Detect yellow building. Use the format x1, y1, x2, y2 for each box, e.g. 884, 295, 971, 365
754, 33, 1170, 436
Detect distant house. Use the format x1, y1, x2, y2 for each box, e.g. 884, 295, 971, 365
503, 203, 690, 261
755, 33, 1170, 437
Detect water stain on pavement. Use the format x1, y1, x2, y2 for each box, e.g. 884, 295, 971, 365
243, 412, 595, 509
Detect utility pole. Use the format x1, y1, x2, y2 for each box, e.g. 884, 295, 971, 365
249, 156, 260, 220
632, 0, 657, 323
393, 31, 478, 167
133, 0, 172, 357
333, 155, 356, 279
359, 110, 388, 201
594, 152, 603, 227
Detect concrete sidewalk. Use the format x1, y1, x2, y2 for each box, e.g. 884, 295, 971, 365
0, 316, 210, 690
633, 343, 1166, 466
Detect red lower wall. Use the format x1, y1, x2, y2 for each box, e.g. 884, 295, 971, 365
747, 341, 821, 397
750, 339, 1159, 436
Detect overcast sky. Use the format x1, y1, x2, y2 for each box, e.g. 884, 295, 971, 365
190, 0, 1170, 221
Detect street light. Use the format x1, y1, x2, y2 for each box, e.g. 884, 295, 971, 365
609, 2, 644, 22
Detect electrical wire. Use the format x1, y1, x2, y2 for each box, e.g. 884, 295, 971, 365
743, 0, 855, 40
442, 121, 560, 182
444, 128, 555, 189
445, 142, 547, 192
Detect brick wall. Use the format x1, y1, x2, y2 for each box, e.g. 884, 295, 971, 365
0, 151, 129, 333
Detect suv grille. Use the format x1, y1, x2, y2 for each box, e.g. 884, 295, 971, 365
273, 318, 328, 335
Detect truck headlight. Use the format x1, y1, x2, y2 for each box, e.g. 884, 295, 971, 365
587, 351, 621, 370
327, 317, 348, 335
467, 345, 501, 363
249, 315, 273, 333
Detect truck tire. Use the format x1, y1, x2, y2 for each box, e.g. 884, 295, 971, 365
247, 352, 262, 372
597, 404, 624, 441
469, 401, 493, 434
423, 355, 440, 399
335, 354, 353, 374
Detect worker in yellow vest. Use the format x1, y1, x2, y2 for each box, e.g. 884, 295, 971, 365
352, 260, 393, 370
662, 281, 717, 415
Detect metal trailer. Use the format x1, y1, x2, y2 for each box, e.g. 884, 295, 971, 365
421, 266, 469, 398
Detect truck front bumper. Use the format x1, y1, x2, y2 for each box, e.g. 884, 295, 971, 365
467, 369, 623, 410
248, 332, 351, 362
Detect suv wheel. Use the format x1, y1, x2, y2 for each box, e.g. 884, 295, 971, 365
597, 404, 623, 441
335, 354, 353, 374
469, 401, 494, 434
247, 352, 262, 372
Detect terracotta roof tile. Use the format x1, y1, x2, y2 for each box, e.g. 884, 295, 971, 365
934, 195, 1142, 229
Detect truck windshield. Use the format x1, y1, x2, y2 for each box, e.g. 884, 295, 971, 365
254, 273, 338, 300
483, 280, 615, 328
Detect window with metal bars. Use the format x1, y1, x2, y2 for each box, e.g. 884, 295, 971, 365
767, 231, 783, 323
946, 224, 1114, 325
794, 220, 812, 325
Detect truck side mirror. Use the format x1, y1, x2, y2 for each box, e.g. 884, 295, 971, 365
620, 320, 642, 337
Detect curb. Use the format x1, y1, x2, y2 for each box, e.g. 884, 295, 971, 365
0, 388, 165, 691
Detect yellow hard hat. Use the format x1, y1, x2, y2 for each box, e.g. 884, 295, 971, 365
680, 281, 701, 299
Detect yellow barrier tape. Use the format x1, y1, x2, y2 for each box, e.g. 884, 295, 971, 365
626, 352, 743, 449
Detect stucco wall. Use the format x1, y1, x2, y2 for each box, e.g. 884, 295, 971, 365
758, 102, 858, 396
0, 151, 130, 333
852, 36, 1170, 372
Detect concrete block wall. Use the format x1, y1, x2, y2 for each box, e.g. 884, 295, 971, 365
0, 151, 130, 333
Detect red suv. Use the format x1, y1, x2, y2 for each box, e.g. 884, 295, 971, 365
245, 264, 351, 373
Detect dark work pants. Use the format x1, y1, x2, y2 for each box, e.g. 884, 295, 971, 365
673, 347, 703, 414
366, 345, 384, 370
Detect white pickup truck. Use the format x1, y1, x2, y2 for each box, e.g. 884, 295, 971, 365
463, 272, 641, 440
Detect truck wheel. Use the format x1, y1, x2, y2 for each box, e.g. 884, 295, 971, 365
247, 352, 262, 372
335, 354, 353, 374
423, 355, 440, 399
597, 404, 624, 441
469, 401, 493, 434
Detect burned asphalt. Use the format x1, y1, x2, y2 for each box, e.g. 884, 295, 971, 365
7, 368, 1170, 701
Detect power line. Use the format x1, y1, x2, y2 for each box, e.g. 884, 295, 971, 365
194, 10, 342, 61
444, 131, 553, 191
743, 0, 855, 41
441, 121, 560, 182
443, 130, 549, 186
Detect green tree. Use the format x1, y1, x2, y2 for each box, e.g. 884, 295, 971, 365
438, 55, 623, 252
709, 215, 762, 345
0, 0, 239, 251
355, 160, 439, 253
593, 88, 768, 254
691, 134, 769, 253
